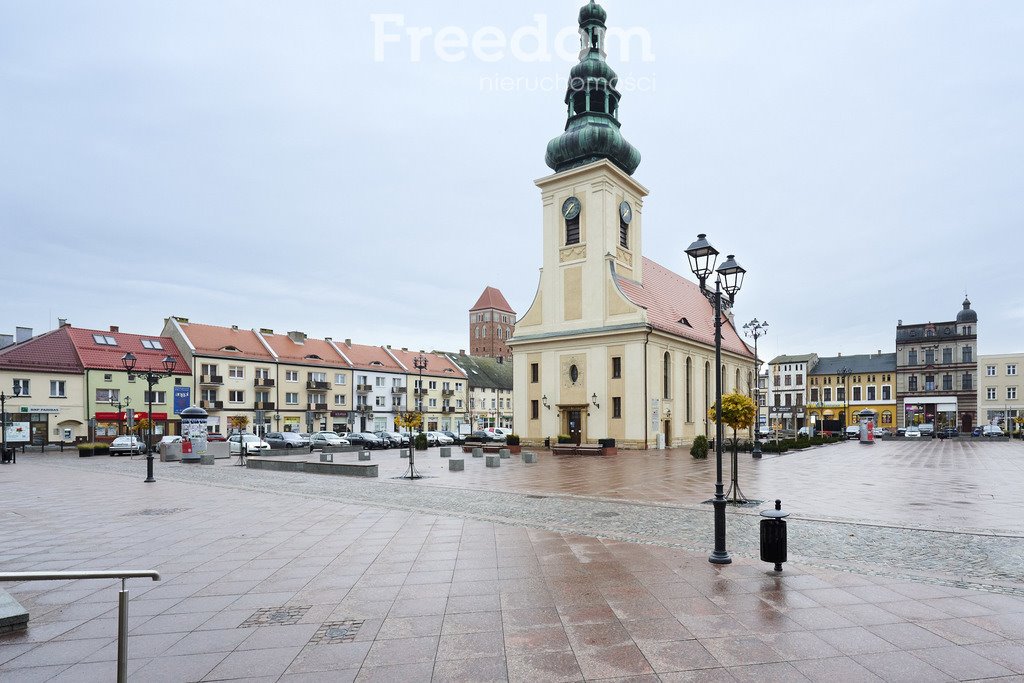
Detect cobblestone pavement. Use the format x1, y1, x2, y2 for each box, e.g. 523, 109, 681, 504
19, 441, 1024, 594
2, 458, 1024, 682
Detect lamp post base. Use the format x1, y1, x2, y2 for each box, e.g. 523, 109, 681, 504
709, 551, 732, 565
709, 497, 732, 564
144, 454, 155, 483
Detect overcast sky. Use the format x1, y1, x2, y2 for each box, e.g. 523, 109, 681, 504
2, 1, 1021, 358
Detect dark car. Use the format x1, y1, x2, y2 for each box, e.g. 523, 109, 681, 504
468, 430, 497, 442
971, 427, 984, 437
346, 432, 383, 449
264, 432, 309, 449
938, 427, 959, 439
441, 430, 464, 445
207, 432, 226, 442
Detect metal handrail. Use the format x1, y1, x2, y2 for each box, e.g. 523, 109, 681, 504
0, 570, 160, 683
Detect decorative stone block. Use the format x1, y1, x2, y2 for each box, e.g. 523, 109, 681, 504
499, 448, 510, 459
320, 452, 334, 463
523, 451, 537, 463
401, 449, 410, 459
440, 447, 451, 458
473, 447, 484, 458
449, 458, 464, 471
358, 451, 371, 461
486, 455, 500, 468
200, 452, 215, 465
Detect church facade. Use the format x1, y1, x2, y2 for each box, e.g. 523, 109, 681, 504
509, 1, 754, 449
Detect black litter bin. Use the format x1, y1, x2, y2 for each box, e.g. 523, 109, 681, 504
544, 437, 551, 449
1, 447, 14, 464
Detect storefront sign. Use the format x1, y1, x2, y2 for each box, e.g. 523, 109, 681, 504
20, 406, 60, 414
173, 387, 191, 415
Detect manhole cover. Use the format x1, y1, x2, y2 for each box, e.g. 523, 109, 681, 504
310, 619, 364, 644
239, 606, 312, 628
126, 508, 190, 516
593, 511, 619, 518
527, 495, 547, 499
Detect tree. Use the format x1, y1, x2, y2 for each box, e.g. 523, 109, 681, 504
708, 393, 757, 503
131, 418, 153, 437
394, 411, 423, 433
228, 415, 250, 434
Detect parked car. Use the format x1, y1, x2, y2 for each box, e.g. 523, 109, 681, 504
310, 432, 349, 448
228, 434, 271, 454
485, 427, 512, 441
872, 428, 890, 438
374, 431, 409, 448
905, 427, 922, 438
345, 432, 382, 449
206, 432, 227, 442
918, 423, 935, 436
110, 436, 147, 455
971, 427, 984, 437
982, 425, 1005, 437
158, 435, 183, 447
844, 426, 860, 440
468, 430, 497, 442
429, 431, 454, 446
441, 430, 463, 445
264, 432, 310, 449
938, 427, 959, 439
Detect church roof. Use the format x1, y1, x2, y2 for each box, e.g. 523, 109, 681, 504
613, 258, 753, 358
470, 287, 515, 314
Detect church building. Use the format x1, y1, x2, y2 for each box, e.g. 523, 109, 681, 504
508, 1, 755, 449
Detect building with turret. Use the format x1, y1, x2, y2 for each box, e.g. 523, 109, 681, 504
469, 287, 516, 361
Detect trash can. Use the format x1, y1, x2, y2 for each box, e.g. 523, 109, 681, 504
759, 499, 789, 572
544, 437, 551, 449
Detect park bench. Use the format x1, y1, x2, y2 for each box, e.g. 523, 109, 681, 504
551, 443, 605, 456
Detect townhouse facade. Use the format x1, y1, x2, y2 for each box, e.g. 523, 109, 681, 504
808, 353, 897, 431
334, 341, 407, 433
766, 354, 816, 431
448, 352, 514, 432
979, 353, 1022, 434
389, 348, 468, 433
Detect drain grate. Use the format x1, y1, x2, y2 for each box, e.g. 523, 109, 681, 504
593, 511, 620, 518
526, 495, 548, 499
239, 605, 312, 628
126, 508, 190, 517
309, 619, 364, 644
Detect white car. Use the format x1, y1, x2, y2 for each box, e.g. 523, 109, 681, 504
310, 432, 350, 447
158, 435, 183, 446
228, 434, 271, 454
905, 427, 922, 438
982, 425, 1005, 437
428, 431, 454, 446
486, 427, 511, 441
109, 436, 147, 455
872, 428, 890, 438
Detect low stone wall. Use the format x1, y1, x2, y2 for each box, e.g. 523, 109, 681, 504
246, 456, 378, 478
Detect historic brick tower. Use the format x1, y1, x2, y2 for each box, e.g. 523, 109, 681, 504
469, 287, 516, 361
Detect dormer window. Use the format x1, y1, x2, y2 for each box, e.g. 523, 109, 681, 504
140, 339, 163, 350
219, 345, 241, 353
93, 334, 117, 346
370, 361, 384, 367
305, 354, 323, 360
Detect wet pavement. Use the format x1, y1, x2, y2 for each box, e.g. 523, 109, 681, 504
1, 440, 1023, 681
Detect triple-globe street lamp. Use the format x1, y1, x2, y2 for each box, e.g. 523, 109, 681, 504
685, 233, 746, 566
121, 352, 177, 483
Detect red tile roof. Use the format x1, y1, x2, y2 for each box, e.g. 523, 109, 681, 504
614, 258, 753, 358
336, 343, 404, 373
66, 327, 191, 374
470, 286, 515, 314
176, 322, 275, 362
261, 333, 348, 368
0, 327, 84, 373
388, 348, 467, 380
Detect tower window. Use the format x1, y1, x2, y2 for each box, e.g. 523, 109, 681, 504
619, 219, 628, 249
566, 216, 580, 245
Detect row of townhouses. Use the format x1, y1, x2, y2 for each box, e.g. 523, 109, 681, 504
759, 299, 1021, 434
0, 311, 515, 445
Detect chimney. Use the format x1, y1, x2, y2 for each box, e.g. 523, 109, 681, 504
108, 325, 118, 333
58, 318, 68, 327
232, 325, 239, 331
16, 326, 33, 342
837, 352, 842, 357
0, 334, 14, 349
877, 349, 881, 355
402, 347, 408, 352
459, 349, 465, 355
325, 337, 332, 342
287, 331, 306, 344
344, 338, 352, 348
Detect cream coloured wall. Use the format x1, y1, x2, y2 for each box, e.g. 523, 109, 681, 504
0, 369, 87, 441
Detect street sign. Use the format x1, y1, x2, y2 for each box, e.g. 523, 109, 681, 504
126, 409, 135, 430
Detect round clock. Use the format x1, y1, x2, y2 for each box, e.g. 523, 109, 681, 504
619, 201, 633, 224
562, 197, 581, 221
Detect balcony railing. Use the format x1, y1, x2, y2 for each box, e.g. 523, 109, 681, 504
200, 374, 223, 385
254, 378, 275, 388
199, 400, 223, 410
254, 401, 275, 410
357, 405, 373, 414
306, 381, 330, 391
356, 384, 373, 393
308, 403, 328, 411
441, 390, 455, 397
391, 386, 406, 394
414, 388, 428, 396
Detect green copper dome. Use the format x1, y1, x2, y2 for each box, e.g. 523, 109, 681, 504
546, 1, 641, 176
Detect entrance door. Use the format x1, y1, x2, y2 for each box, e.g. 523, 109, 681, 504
664, 420, 671, 447
567, 410, 582, 445
962, 413, 973, 432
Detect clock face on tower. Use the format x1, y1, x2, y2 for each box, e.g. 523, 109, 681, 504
562, 197, 581, 221
619, 201, 633, 224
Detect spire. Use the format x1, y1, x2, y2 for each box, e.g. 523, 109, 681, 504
545, 1, 641, 176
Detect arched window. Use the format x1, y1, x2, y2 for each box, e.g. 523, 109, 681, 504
882, 410, 893, 425
685, 357, 693, 422
506, 327, 512, 339
663, 352, 671, 399
474, 327, 479, 339
496, 327, 503, 340
483, 327, 488, 338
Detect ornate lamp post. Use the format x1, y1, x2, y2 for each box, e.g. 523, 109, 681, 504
109, 395, 132, 436
405, 353, 428, 480
686, 234, 746, 565
742, 319, 768, 458
837, 366, 852, 432
1, 383, 24, 459
121, 352, 177, 483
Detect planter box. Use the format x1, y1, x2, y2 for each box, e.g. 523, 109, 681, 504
507, 445, 521, 454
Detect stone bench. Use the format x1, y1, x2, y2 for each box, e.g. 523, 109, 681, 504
0, 590, 28, 634
551, 444, 605, 457
462, 444, 503, 454
246, 457, 378, 478
449, 458, 464, 471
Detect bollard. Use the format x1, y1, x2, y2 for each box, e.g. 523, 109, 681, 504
522, 451, 537, 463
401, 449, 410, 459
440, 447, 451, 458
320, 452, 334, 463
472, 447, 483, 458
486, 455, 500, 468
759, 499, 789, 572
449, 458, 464, 471
358, 451, 371, 461
499, 448, 510, 459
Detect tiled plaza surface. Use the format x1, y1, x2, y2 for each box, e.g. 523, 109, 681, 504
1, 440, 1023, 681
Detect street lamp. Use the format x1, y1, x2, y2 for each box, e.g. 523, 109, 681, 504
121, 352, 177, 483
1, 383, 24, 460
837, 366, 852, 432
743, 319, 768, 458
405, 353, 428, 480
686, 234, 746, 566
109, 395, 132, 436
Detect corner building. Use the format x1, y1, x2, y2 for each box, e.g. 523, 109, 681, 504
509, 1, 754, 449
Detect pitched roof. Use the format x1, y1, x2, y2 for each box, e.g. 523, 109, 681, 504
336, 343, 404, 373
66, 327, 190, 374
260, 333, 348, 368
768, 354, 818, 365
388, 348, 467, 380
0, 327, 84, 373
810, 353, 897, 375
613, 258, 753, 358
470, 287, 515, 314
445, 353, 513, 391
176, 322, 275, 362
